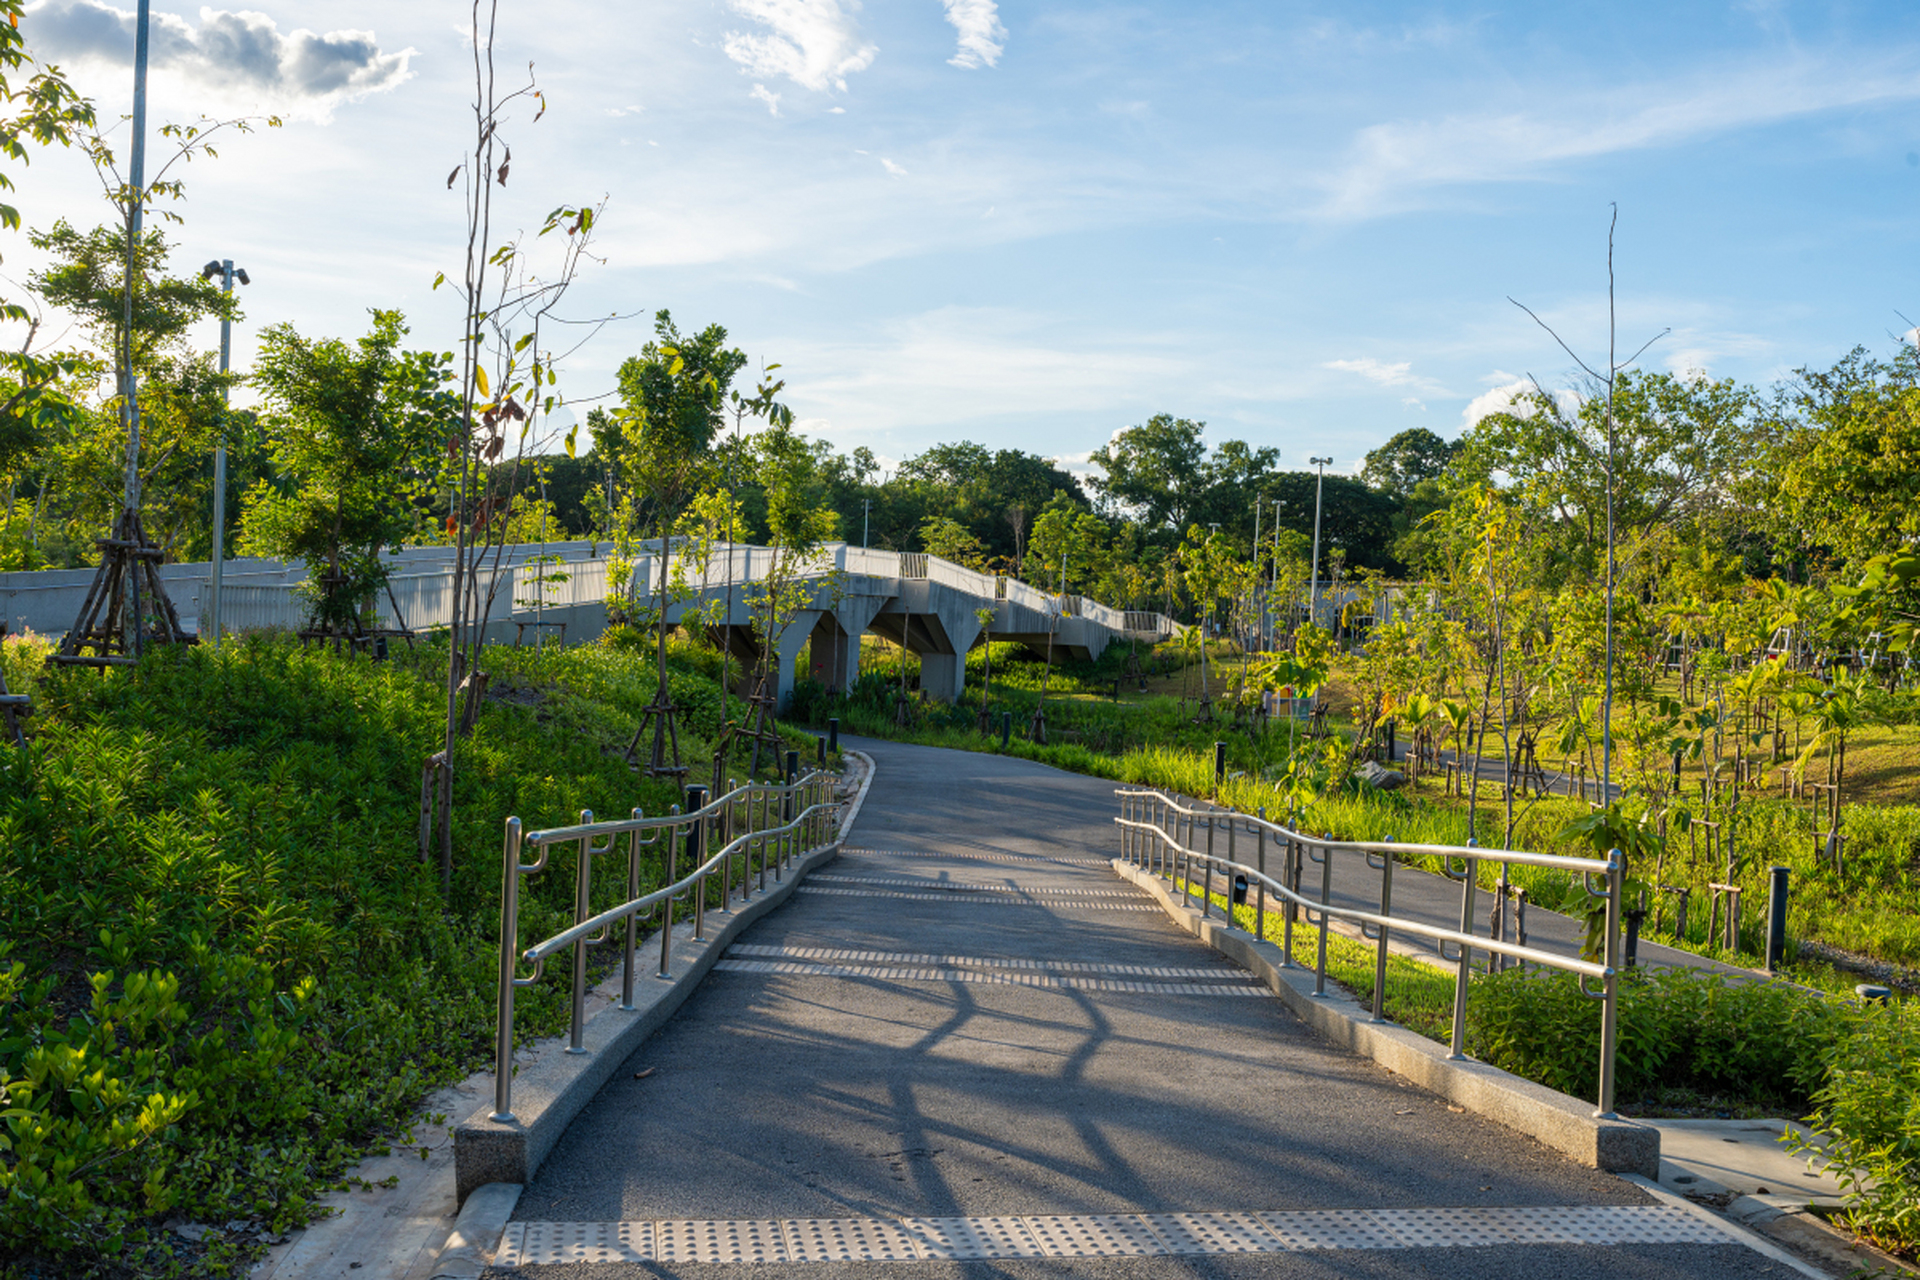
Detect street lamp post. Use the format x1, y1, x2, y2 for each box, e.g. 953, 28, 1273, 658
1271, 499, 1283, 644
199, 259, 249, 649
1308, 457, 1331, 628
862, 497, 870, 549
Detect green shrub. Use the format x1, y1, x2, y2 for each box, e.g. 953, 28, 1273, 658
1469, 965, 1845, 1108
1790, 999, 1920, 1253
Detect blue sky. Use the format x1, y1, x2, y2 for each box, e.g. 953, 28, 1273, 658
15, 0, 1920, 480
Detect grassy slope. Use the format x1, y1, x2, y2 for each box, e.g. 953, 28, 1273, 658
0, 629, 820, 1278
810, 640, 1920, 981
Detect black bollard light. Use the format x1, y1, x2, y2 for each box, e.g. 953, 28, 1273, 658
827, 717, 839, 753
1213, 741, 1227, 797
1001, 710, 1012, 749
684, 785, 708, 858
1232, 874, 1248, 906
816, 735, 827, 765
1766, 865, 1791, 972
785, 749, 800, 786
1624, 906, 1646, 968
373, 635, 389, 661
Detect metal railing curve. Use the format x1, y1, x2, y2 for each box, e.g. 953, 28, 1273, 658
491, 763, 844, 1122
1114, 787, 1624, 1117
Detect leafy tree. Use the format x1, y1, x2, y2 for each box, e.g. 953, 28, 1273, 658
1089, 413, 1208, 535
1759, 345, 1920, 572
239, 311, 453, 631
1362, 427, 1456, 497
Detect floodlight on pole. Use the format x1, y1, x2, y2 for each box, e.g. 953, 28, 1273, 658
1308, 457, 1332, 628
200, 260, 248, 649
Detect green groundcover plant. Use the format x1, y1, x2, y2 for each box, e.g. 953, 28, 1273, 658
0, 630, 815, 1277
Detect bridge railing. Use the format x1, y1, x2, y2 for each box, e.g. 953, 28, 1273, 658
489, 763, 844, 1122
1114, 788, 1624, 1117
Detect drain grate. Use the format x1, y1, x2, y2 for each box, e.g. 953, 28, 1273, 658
497, 1203, 1742, 1266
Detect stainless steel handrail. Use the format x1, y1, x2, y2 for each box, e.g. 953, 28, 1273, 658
491, 767, 843, 1122
1113, 786, 1623, 1117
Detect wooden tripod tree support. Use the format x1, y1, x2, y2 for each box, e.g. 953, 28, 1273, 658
0, 665, 30, 749
49, 508, 195, 669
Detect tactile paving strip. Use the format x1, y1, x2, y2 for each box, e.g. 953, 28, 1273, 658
810, 874, 1145, 898
712, 958, 1272, 995
843, 847, 1112, 866
496, 1203, 1741, 1266
797, 886, 1164, 909
727, 944, 1254, 980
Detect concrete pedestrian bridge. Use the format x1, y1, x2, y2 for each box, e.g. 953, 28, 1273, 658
0, 542, 1174, 709
437, 740, 1816, 1279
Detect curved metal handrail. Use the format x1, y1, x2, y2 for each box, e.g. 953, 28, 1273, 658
490, 766, 844, 1122
1112, 785, 1623, 1118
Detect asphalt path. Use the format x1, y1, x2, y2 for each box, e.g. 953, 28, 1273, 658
492, 736, 1799, 1279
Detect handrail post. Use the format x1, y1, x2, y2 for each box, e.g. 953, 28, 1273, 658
1449, 842, 1478, 1060
620, 808, 642, 1010
1255, 809, 1267, 942
1596, 847, 1624, 1118
659, 803, 683, 978
1314, 835, 1332, 996
567, 811, 595, 1056
688, 786, 709, 940
1202, 812, 1215, 919
1372, 845, 1394, 1024
491, 817, 523, 1122
1280, 836, 1297, 968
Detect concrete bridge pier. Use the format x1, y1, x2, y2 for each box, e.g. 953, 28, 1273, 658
806, 596, 885, 694
703, 610, 823, 712
869, 587, 985, 704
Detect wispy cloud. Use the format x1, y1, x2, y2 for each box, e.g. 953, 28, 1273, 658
941, 0, 1006, 69
750, 83, 781, 115
1324, 356, 1449, 396
722, 0, 877, 94
880, 156, 907, 176
24, 0, 414, 116
1315, 55, 1920, 219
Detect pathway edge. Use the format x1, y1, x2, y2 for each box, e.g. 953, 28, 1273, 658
451, 752, 876, 1205
1112, 856, 1661, 1177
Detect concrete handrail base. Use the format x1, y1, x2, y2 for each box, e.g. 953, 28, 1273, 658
452, 751, 876, 1204
1113, 857, 1660, 1177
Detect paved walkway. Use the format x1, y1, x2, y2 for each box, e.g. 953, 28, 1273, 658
491, 738, 1802, 1277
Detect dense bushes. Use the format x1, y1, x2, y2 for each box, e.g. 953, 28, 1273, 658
0, 631, 812, 1276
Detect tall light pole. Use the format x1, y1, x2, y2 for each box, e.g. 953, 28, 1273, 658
862, 497, 870, 549
199, 259, 249, 648
1308, 457, 1331, 628
1271, 499, 1283, 621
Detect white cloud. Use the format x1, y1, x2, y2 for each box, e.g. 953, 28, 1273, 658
24, 0, 413, 117
605, 103, 643, 118
940, 0, 1006, 69
1315, 56, 1920, 219
751, 83, 781, 115
880, 156, 907, 176
1324, 356, 1449, 396
722, 0, 877, 94
1461, 378, 1529, 428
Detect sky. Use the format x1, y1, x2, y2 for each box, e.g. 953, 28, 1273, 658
11, 0, 1920, 481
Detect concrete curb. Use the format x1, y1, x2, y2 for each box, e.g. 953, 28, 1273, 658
1620, 1175, 1831, 1280
1112, 856, 1661, 1178
451, 754, 877, 1205
422, 1182, 522, 1279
